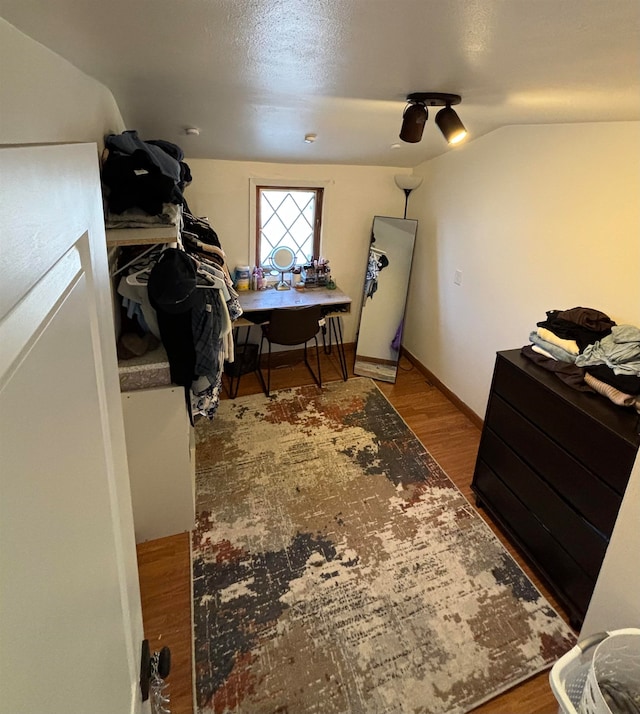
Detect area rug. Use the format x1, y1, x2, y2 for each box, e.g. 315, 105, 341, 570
192, 378, 576, 714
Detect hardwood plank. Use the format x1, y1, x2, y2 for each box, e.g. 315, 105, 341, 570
136, 532, 193, 714
136, 346, 573, 714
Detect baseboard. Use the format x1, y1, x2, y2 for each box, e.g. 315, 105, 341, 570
401, 348, 484, 430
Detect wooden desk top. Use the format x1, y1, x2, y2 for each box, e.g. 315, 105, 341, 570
237, 286, 351, 313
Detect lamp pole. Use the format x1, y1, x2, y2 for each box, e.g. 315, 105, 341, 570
402, 189, 411, 219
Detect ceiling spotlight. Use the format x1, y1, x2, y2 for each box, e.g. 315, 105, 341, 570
184, 127, 200, 136
399, 103, 428, 143
435, 105, 467, 145
304, 133, 317, 143
399, 92, 467, 146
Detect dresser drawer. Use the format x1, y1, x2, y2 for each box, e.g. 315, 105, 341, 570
478, 427, 608, 579
473, 460, 594, 620
486, 394, 621, 537
492, 354, 638, 494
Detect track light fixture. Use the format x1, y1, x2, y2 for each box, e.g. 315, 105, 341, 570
399, 93, 467, 146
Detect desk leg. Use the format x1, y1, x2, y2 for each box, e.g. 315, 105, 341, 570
322, 320, 332, 355
225, 325, 251, 399
328, 316, 348, 381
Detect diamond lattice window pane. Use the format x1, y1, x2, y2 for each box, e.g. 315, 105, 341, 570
258, 189, 318, 267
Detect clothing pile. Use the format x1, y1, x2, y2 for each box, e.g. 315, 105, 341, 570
523, 306, 640, 413
106, 131, 242, 420
102, 129, 191, 227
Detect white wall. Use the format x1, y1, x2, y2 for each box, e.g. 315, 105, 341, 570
404, 122, 640, 419
185, 159, 411, 342
0, 18, 125, 150
404, 122, 640, 637
582, 452, 640, 635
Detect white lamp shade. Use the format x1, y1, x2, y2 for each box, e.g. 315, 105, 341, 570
394, 175, 423, 191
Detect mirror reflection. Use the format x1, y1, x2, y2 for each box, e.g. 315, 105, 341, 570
354, 216, 417, 382
270, 246, 296, 290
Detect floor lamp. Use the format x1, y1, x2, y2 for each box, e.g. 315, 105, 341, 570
394, 175, 423, 219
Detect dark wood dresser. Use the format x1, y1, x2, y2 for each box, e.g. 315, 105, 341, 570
472, 349, 640, 627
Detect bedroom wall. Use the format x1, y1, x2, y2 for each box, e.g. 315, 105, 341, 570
404, 122, 640, 636
0, 18, 125, 150
404, 122, 640, 419
184, 159, 410, 342
582, 452, 640, 636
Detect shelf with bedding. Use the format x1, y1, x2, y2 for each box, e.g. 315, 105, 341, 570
106, 223, 180, 247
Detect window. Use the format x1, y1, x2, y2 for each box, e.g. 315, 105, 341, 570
255, 186, 323, 269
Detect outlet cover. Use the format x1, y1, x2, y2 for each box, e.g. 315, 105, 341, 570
454, 269, 463, 286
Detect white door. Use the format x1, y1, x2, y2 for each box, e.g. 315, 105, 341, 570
0, 145, 146, 714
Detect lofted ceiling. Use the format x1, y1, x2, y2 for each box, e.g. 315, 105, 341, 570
2, 0, 639, 167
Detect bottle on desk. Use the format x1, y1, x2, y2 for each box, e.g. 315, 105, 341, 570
235, 265, 251, 291
251, 266, 264, 290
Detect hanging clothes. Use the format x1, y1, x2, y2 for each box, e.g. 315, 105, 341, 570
147, 249, 200, 387
144, 246, 240, 420
364, 248, 389, 301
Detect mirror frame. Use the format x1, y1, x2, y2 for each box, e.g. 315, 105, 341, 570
353, 216, 418, 383
270, 246, 296, 291
270, 246, 296, 272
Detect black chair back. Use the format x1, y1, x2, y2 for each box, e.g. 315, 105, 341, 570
264, 305, 322, 346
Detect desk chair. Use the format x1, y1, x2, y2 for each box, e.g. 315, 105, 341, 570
258, 305, 323, 396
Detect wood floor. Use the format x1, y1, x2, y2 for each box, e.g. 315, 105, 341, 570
136, 344, 574, 714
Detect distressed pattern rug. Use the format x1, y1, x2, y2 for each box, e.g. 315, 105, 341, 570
192, 378, 575, 714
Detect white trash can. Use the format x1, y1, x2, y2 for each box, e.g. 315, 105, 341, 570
549, 628, 640, 714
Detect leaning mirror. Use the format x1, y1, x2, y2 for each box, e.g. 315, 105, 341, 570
270, 246, 296, 290
354, 216, 418, 382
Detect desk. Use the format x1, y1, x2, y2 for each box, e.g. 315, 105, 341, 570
237, 285, 351, 315
227, 286, 352, 396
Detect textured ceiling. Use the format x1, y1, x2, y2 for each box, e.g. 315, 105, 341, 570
2, 0, 639, 166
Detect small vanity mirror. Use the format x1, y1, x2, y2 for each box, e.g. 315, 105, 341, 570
354, 216, 417, 382
270, 246, 296, 290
